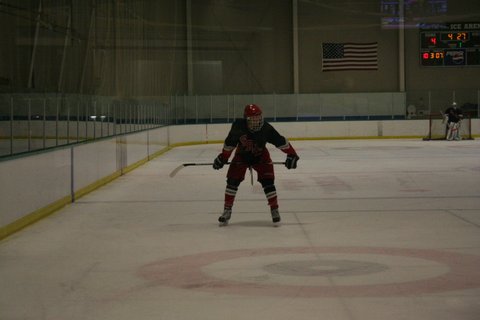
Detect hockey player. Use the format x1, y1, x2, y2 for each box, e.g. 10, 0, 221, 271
213, 104, 299, 225
444, 102, 463, 140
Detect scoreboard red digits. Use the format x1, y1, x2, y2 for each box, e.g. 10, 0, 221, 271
440, 32, 468, 41
420, 22, 480, 67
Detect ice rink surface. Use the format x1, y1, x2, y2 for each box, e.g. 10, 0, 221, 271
1, 139, 480, 320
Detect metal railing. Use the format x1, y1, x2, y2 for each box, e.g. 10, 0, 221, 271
169, 92, 407, 124
2, 90, 478, 158
0, 94, 171, 157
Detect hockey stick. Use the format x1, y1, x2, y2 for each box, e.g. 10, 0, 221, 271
169, 161, 285, 178
439, 110, 447, 124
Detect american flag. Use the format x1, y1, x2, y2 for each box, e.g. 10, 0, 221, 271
322, 42, 378, 71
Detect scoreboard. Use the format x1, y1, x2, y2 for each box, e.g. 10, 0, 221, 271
420, 22, 480, 67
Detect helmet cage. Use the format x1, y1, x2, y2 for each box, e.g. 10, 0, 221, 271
246, 114, 264, 132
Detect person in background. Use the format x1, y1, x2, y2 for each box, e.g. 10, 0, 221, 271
444, 102, 463, 140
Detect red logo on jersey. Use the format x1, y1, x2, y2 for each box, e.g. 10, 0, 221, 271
239, 135, 263, 156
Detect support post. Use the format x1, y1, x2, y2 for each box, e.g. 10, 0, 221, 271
398, 0, 405, 92
186, 0, 193, 95
58, 10, 72, 92
292, 0, 299, 94
28, 0, 42, 89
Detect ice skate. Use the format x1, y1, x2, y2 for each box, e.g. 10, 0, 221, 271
218, 208, 232, 226
271, 208, 281, 225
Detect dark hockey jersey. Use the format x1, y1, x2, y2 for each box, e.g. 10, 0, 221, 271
444, 107, 463, 123
220, 119, 296, 164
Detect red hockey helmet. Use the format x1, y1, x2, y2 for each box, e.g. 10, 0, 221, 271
244, 104, 263, 132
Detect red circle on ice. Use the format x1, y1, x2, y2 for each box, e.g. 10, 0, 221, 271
138, 247, 480, 297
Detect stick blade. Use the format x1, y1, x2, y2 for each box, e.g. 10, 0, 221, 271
169, 164, 186, 178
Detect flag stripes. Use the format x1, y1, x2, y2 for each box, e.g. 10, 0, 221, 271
322, 42, 378, 71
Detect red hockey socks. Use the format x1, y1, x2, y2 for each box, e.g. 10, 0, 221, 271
263, 184, 278, 209
224, 183, 238, 209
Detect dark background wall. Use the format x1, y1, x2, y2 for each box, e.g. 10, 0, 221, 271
0, 0, 479, 100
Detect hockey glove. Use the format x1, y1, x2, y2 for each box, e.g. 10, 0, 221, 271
213, 154, 227, 170
285, 154, 299, 169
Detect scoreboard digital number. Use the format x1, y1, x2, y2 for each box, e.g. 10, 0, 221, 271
420, 22, 480, 67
